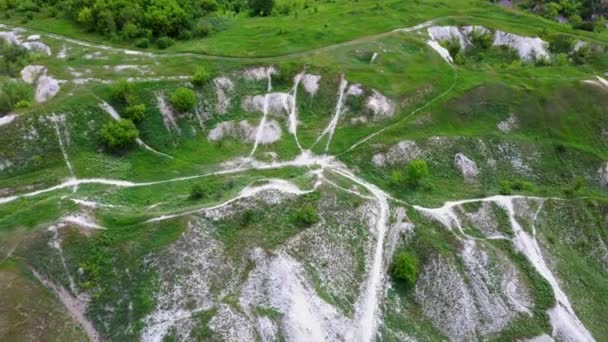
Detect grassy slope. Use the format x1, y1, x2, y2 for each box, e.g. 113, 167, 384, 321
1, 1, 608, 340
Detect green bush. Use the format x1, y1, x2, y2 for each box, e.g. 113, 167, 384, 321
291, 204, 319, 226
249, 0, 274, 16
471, 30, 493, 49
100, 119, 139, 150
192, 67, 210, 86
406, 159, 429, 187
499, 180, 512, 195
0, 79, 32, 114
135, 38, 150, 49
156, 36, 174, 50
124, 104, 146, 122
189, 184, 206, 200
546, 34, 574, 54
109, 80, 134, 105
0, 41, 31, 77
15, 99, 31, 109
169, 87, 197, 112
390, 251, 420, 286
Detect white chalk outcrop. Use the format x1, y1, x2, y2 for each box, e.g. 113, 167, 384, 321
598, 162, 608, 188
0, 30, 51, 56
498, 113, 520, 133
208, 120, 281, 144
454, 153, 479, 180
213, 77, 234, 114
366, 90, 395, 120
242, 66, 277, 81
372, 140, 424, 166
20, 65, 63, 102
492, 31, 549, 61
425, 25, 550, 63
301, 74, 321, 96
242, 92, 293, 116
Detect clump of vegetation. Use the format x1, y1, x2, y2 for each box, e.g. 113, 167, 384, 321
189, 184, 206, 200
170, 87, 197, 112
110, 80, 135, 105
406, 159, 429, 187
124, 104, 146, 122
192, 67, 210, 86
100, 119, 139, 149
390, 250, 420, 287
0, 41, 31, 77
291, 204, 319, 226
156, 36, 175, 50
0, 79, 32, 114
249, 0, 275, 16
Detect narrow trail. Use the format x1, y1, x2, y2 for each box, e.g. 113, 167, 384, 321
339, 68, 459, 156
311, 75, 348, 151
0, 19, 444, 62
50, 114, 75, 179
31, 269, 100, 342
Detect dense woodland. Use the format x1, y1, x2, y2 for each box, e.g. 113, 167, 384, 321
519, 0, 608, 31
0, 0, 278, 46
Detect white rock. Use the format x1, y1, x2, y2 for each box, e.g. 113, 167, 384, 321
428, 26, 470, 50
243, 66, 277, 81
347, 84, 363, 96
301, 74, 321, 96
0, 114, 16, 127
21, 65, 63, 102
213, 77, 234, 114
497, 113, 519, 133
493, 31, 550, 62
26, 34, 40, 41
598, 162, 608, 188
366, 90, 394, 120
22, 41, 51, 56
454, 153, 479, 180
372, 140, 423, 166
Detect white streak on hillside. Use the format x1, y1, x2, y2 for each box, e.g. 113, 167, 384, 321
50, 114, 76, 180
312, 76, 348, 151
415, 196, 595, 342
98, 102, 174, 159
249, 68, 274, 157
31, 269, 100, 342
290, 73, 304, 151
155, 93, 181, 134
0, 114, 16, 127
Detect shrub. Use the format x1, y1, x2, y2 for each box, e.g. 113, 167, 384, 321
0, 79, 32, 114
547, 34, 574, 54
445, 39, 461, 59
100, 119, 139, 149
169, 87, 196, 112
511, 179, 534, 192
248, 0, 274, 16
124, 104, 146, 122
193, 20, 211, 37
291, 204, 319, 226
471, 30, 493, 49
110, 80, 134, 105
499, 180, 512, 195
406, 159, 429, 187
390, 251, 420, 286
189, 184, 206, 200
156, 36, 174, 50
15, 99, 31, 109
135, 38, 150, 49
192, 67, 210, 86
390, 169, 404, 186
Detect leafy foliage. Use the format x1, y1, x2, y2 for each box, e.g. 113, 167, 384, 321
406, 159, 429, 187
189, 184, 206, 200
0, 41, 31, 77
169, 87, 196, 112
110, 80, 135, 105
390, 250, 420, 286
100, 119, 139, 150
124, 104, 146, 122
291, 204, 319, 226
248, 0, 274, 16
192, 67, 210, 86
0, 79, 32, 114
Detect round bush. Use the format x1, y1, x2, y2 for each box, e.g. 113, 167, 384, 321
390, 251, 420, 286
192, 67, 210, 86
169, 87, 197, 112
124, 104, 146, 122
100, 119, 139, 149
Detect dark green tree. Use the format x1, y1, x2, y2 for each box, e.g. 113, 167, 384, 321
100, 119, 139, 149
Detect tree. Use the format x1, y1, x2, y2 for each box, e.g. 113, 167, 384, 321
100, 119, 139, 149
192, 67, 210, 86
406, 159, 429, 187
169, 87, 196, 112
124, 104, 146, 122
248, 0, 274, 16
390, 251, 420, 286
110, 80, 134, 105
